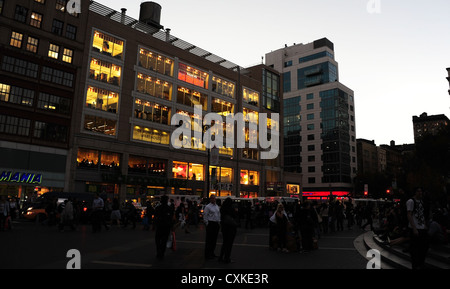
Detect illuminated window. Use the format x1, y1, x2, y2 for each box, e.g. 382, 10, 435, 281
10, 31, 23, 48
30, 12, 43, 28
136, 73, 172, 100
243, 88, 259, 107
48, 43, 59, 59
132, 126, 169, 145
243, 107, 258, 124
178, 63, 209, 89
0, 83, 11, 102
26, 36, 39, 53
92, 30, 124, 60
34, 0, 45, 3
77, 148, 99, 168
86, 86, 119, 114
134, 99, 170, 125
212, 76, 235, 98
89, 58, 121, 86
99, 151, 121, 169
37, 93, 71, 114
55, 0, 66, 12
62, 48, 73, 63
176, 86, 207, 110
240, 170, 259, 185
84, 115, 117, 136
139, 48, 173, 76
173, 162, 204, 180
212, 98, 234, 116
209, 166, 233, 184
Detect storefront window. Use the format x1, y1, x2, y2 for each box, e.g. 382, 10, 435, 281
136, 73, 172, 100
139, 48, 173, 76
77, 148, 99, 168
134, 98, 170, 125
212, 98, 233, 116
240, 170, 259, 185
189, 163, 203, 181
209, 166, 233, 183
243, 88, 259, 107
86, 86, 119, 113
178, 63, 209, 89
84, 115, 116, 136
128, 156, 166, 176
89, 58, 121, 86
212, 76, 235, 98
173, 161, 188, 179
132, 126, 169, 145
92, 30, 124, 60
128, 155, 147, 174
177, 86, 207, 110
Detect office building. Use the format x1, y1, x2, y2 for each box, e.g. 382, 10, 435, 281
265, 38, 357, 199
65, 1, 283, 201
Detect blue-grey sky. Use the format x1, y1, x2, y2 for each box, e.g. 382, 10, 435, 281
99, 0, 450, 145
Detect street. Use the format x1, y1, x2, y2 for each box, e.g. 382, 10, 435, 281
1, 218, 369, 270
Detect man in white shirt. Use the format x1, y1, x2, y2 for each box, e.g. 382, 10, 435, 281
204, 194, 221, 259
406, 187, 429, 269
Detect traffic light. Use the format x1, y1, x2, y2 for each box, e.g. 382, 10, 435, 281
386, 189, 391, 194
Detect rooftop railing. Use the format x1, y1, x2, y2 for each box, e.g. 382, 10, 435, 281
89, 1, 243, 71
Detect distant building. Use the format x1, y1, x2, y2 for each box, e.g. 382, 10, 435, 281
412, 112, 449, 142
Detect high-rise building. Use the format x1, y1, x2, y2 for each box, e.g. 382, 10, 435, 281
265, 38, 357, 199
0, 0, 89, 198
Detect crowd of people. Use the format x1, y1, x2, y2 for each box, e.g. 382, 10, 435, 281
3, 190, 450, 269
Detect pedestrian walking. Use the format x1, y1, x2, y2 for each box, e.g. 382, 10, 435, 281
219, 197, 238, 263
91, 193, 104, 233
320, 203, 329, 234
0, 197, 10, 231
58, 199, 75, 232
110, 198, 121, 227
407, 187, 429, 269
154, 195, 175, 260
272, 203, 289, 252
203, 194, 221, 259
361, 203, 374, 231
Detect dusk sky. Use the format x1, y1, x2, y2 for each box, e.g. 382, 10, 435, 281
100, 0, 450, 146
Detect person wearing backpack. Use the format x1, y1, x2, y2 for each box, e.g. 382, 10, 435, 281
406, 187, 429, 269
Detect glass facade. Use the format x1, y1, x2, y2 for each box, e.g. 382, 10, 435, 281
139, 48, 173, 76
89, 58, 121, 86
86, 86, 119, 113
263, 69, 280, 111
212, 76, 235, 98
283, 96, 301, 173
297, 62, 337, 89
320, 89, 351, 183
136, 73, 172, 100
178, 63, 209, 89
